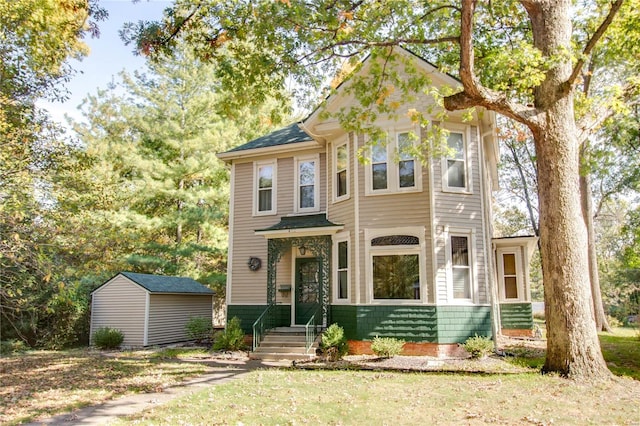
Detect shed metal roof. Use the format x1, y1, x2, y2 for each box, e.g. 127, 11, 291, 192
118, 272, 215, 295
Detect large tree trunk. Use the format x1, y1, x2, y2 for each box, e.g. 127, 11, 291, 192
580, 171, 612, 332
525, 0, 610, 380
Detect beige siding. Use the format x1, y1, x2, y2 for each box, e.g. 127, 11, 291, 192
229, 149, 326, 305
354, 133, 436, 304
90, 276, 147, 346
432, 126, 490, 304
147, 294, 213, 346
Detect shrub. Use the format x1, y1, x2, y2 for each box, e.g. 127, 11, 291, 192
320, 323, 348, 361
185, 316, 213, 343
0, 339, 28, 355
462, 334, 494, 359
92, 327, 124, 349
371, 336, 405, 358
607, 315, 623, 328
213, 317, 246, 351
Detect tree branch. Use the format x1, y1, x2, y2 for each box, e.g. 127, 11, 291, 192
443, 0, 541, 131
563, 0, 624, 92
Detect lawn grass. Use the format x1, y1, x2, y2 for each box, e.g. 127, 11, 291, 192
3, 328, 639, 425
599, 327, 640, 380
117, 369, 640, 425
0, 347, 208, 425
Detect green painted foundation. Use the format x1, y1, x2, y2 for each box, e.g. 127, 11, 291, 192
332, 305, 491, 343
227, 304, 492, 344
499, 303, 533, 330
226, 304, 291, 334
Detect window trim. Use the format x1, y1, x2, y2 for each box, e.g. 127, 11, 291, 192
294, 154, 320, 213
364, 128, 422, 196
333, 232, 350, 303
496, 247, 525, 302
441, 125, 473, 194
253, 160, 277, 216
364, 227, 427, 304
444, 227, 476, 304
332, 138, 350, 203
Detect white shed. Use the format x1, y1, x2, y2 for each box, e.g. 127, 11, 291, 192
90, 272, 215, 347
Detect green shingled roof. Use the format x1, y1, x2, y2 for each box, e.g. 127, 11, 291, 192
119, 272, 215, 294
225, 123, 313, 153
256, 214, 342, 232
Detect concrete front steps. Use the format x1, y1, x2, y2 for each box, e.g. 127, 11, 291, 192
250, 327, 320, 361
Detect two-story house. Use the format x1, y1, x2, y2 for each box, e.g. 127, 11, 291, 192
217, 48, 537, 358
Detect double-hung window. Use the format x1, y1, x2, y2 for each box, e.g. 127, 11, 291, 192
371, 143, 388, 190
254, 161, 276, 215
497, 248, 524, 301
334, 236, 349, 302
447, 232, 474, 302
334, 141, 349, 201
366, 130, 421, 195
295, 155, 319, 212
398, 132, 416, 188
442, 129, 470, 192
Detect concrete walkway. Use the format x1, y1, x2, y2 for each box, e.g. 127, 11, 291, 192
26, 359, 290, 426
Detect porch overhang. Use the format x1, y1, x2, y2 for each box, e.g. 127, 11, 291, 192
255, 213, 344, 238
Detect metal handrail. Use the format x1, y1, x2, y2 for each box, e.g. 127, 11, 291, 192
252, 304, 275, 351
304, 306, 323, 352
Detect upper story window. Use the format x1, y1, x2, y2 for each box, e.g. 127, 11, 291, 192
254, 160, 277, 216
334, 141, 349, 201
371, 143, 388, 190
366, 130, 421, 195
398, 132, 416, 188
295, 154, 320, 212
442, 129, 471, 193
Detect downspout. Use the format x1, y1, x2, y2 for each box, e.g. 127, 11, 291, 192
477, 125, 501, 352
143, 292, 150, 346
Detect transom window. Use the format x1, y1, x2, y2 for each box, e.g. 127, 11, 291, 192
366, 130, 421, 195
254, 161, 276, 215
295, 155, 319, 212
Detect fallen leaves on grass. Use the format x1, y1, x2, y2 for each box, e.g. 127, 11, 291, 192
0, 348, 208, 425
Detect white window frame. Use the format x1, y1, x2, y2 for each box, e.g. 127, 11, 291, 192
332, 138, 350, 203
497, 247, 525, 302
253, 160, 277, 216
441, 124, 472, 194
333, 232, 350, 303
444, 227, 476, 304
365, 128, 422, 196
364, 227, 427, 304
294, 154, 320, 213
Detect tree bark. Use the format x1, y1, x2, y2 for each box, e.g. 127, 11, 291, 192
446, 0, 612, 380
580, 168, 612, 332
523, 0, 610, 380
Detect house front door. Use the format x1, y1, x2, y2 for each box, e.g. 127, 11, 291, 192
294, 257, 321, 325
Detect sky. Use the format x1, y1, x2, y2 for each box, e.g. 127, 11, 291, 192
42, 0, 172, 123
